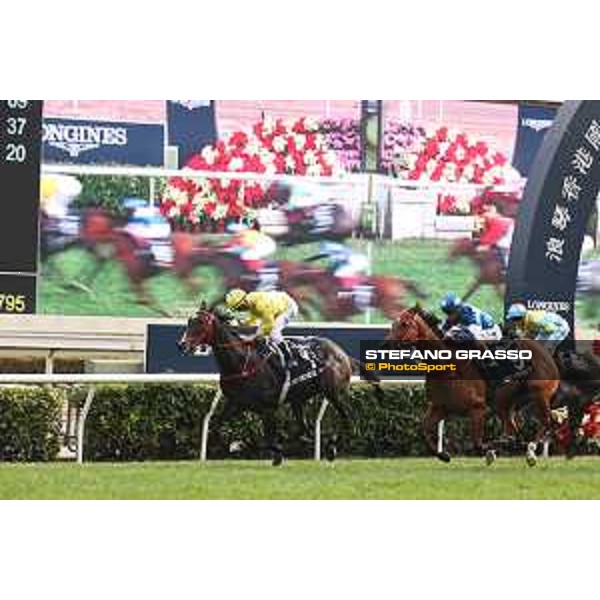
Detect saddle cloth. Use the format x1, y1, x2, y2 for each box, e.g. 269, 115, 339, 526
259, 337, 324, 389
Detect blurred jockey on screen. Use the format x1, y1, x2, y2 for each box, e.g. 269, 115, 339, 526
440, 292, 502, 341
225, 289, 299, 345
475, 204, 514, 268
225, 224, 277, 268
306, 241, 372, 309
307, 241, 369, 289
505, 303, 571, 354
224, 224, 279, 290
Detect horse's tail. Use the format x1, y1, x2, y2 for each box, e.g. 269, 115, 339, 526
352, 358, 385, 401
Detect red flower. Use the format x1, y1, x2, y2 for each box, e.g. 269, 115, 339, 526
436, 127, 448, 142
204, 202, 216, 217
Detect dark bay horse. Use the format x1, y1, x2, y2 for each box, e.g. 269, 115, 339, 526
449, 238, 505, 301
386, 306, 560, 465
177, 304, 383, 465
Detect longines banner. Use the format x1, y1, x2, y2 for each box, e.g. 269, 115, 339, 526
506, 100, 600, 336
167, 100, 217, 168
42, 118, 165, 166
512, 103, 557, 177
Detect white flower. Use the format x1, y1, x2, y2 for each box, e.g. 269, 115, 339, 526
272, 136, 286, 153
192, 193, 207, 206
213, 204, 228, 219
463, 165, 475, 180
323, 150, 337, 166
262, 116, 275, 134
426, 159, 437, 174
246, 137, 261, 156
306, 163, 323, 177
168, 206, 179, 218
295, 134, 306, 150
285, 155, 296, 170
265, 163, 278, 176
303, 150, 317, 165
305, 117, 319, 131
201, 146, 217, 165
229, 157, 244, 171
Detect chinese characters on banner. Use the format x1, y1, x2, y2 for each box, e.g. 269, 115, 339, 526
545, 121, 600, 265
506, 101, 600, 338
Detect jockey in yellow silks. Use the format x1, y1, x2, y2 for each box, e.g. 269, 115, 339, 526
225, 289, 299, 344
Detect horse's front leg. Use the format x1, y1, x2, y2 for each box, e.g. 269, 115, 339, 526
262, 409, 284, 467
469, 404, 495, 465
291, 400, 312, 444
526, 390, 554, 467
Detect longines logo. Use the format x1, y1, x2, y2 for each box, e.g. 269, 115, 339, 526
526, 299, 571, 312
43, 123, 128, 158
521, 117, 553, 133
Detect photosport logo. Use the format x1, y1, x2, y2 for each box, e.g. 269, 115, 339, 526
42, 122, 128, 158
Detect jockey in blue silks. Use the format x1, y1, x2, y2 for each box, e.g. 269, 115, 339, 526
440, 292, 502, 341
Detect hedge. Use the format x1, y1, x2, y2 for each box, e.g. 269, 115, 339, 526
0, 382, 540, 463
81, 383, 525, 461
73, 174, 167, 217
0, 387, 63, 461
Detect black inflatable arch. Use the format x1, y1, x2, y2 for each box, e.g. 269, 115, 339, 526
506, 100, 600, 338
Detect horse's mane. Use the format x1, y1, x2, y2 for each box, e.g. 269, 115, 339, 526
412, 305, 443, 335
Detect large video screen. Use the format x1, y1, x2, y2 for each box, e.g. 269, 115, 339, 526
20, 101, 596, 335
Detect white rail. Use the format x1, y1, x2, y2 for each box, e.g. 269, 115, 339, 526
42, 163, 522, 194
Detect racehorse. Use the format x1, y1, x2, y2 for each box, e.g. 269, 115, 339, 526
177, 303, 383, 465
41, 208, 118, 288
449, 238, 505, 301
281, 262, 427, 321
385, 305, 560, 465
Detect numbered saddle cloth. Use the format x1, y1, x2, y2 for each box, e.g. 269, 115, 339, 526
261, 337, 324, 388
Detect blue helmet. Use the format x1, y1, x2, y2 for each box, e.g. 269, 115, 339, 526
440, 292, 462, 313
506, 303, 527, 321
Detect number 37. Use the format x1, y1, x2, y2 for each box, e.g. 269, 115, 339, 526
0, 294, 26, 312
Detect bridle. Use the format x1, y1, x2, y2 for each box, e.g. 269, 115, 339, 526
184, 310, 276, 382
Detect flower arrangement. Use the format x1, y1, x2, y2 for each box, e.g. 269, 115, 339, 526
319, 118, 425, 173
160, 117, 343, 231
437, 193, 474, 216
401, 126, 519, 185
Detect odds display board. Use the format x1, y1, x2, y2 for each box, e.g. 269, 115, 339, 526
506, 100, 600, 337
0, 101, 43, 314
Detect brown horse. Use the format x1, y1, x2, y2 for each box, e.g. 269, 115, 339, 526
177, 304, 383, 465
281, 262, 427, 321
386, 306, 560, 465
449, 238, 505, 301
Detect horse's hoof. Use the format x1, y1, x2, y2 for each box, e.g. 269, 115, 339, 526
272, 451, 285, 467
436, 451, 451, 463
485, 449, 497, 466
325, 443, 337, 462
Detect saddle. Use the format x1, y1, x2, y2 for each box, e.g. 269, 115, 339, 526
256, 337, 323, 387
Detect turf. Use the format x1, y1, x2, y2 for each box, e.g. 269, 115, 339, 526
38, 239, 505, 322
2, 457, 600, 500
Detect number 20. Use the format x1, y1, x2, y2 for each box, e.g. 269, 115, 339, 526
4, 143, 27, 163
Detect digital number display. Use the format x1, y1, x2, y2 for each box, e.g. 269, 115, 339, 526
0, 274, 36, 314
0, 100, 43, 274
